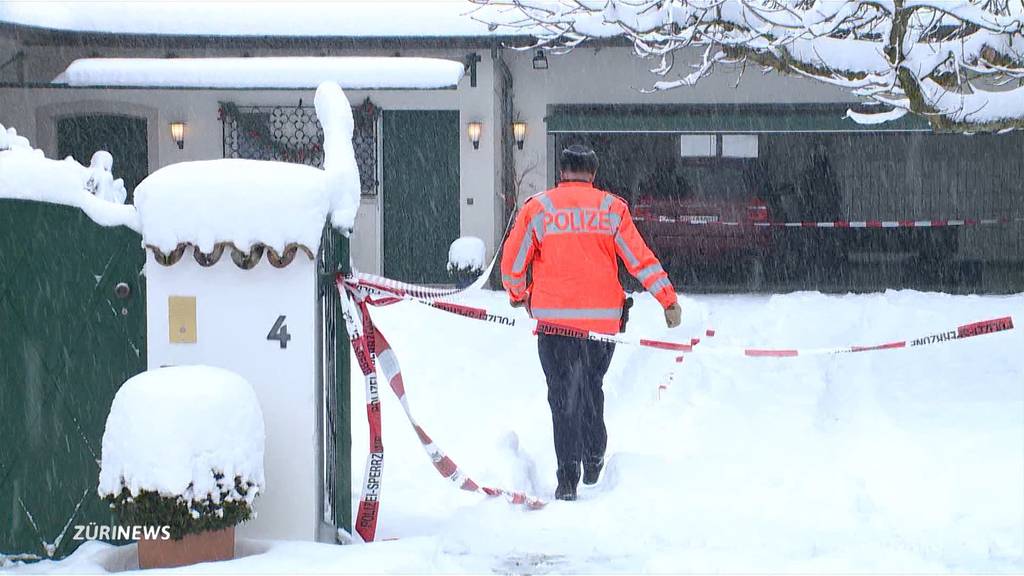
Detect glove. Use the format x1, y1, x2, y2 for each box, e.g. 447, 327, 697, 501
510, 293, 531, 315
664, 302, 682, 328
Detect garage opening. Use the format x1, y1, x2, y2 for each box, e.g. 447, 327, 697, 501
548, 105, 1024, 294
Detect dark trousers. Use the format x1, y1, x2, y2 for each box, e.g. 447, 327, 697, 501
537, 333, 616, 471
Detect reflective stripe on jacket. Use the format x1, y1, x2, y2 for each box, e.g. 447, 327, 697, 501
500, 181, 678, 334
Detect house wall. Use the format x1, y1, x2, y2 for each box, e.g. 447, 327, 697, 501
3, 40, 1020, 272
0, 46, 503, 276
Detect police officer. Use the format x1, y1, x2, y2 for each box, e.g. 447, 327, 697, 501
501, 144, 682, 501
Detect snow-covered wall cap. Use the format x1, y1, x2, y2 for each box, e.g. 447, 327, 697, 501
134, 159, 332, 256
54, 57, 466, 90
0, 123, 138, 230
135, 81, 361, 257
98, 365, 265, 504
0, 1, 522, 37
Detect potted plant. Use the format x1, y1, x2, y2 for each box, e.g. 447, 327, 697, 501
98, 365, 265, 569
448, 236, 486, 288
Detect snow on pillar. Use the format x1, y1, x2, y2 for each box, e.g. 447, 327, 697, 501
133, 82, 361, 543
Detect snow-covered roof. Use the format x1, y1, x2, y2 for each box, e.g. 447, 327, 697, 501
0, 1, 522, 37
53, 57, 466, 90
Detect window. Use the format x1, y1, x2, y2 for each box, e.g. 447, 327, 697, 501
679, 134, 716, 157
220, 98, 380, 196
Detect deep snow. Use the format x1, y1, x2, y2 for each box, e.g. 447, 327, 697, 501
9, 289, 1022, 573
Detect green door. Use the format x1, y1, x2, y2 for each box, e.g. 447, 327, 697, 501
0, 201, 146, 559
57, 115, 148, 201
382, 110, 460, 284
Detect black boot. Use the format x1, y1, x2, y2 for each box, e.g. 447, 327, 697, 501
582, 457, 604, 485
555, 462, 580, 501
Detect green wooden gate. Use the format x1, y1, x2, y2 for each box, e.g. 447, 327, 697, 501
382, 110, 460, 284
0, 200, 146, 559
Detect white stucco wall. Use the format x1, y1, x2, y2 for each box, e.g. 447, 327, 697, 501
144, 253, 321, 542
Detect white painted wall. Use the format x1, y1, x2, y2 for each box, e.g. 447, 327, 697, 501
144, 253, 321, 542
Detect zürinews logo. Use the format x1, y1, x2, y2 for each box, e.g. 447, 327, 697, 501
73, 524, 171, 541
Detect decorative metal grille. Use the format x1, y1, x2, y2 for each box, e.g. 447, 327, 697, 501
220, 98, 380, 196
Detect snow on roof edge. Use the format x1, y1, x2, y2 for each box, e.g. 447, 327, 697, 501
53, 57, 466, 90
0, 1, 531, 38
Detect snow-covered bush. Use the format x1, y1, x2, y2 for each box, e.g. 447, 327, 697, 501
99, 366, 265, 540
448, 236, 486, 288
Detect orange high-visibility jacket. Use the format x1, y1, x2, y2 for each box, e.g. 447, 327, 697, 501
500, 181, 678, 334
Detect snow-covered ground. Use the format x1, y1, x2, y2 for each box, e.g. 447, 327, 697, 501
8, 289, 1023, 573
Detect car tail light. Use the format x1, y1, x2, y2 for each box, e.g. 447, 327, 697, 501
634, 194, 653, 217
747, 199, 769, 223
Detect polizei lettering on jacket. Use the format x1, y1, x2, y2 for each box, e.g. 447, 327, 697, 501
544, 208, 613, 234
910, 330, 958, 347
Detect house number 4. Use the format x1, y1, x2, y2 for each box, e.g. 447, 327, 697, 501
267, 315, 292, 349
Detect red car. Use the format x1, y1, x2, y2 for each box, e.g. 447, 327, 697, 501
628, 162, 773, 288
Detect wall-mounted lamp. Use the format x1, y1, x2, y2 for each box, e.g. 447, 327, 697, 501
512, 121, 527, 150
169, 122, 186, 150
467, 121, 482, 150
532, 50, 549, 70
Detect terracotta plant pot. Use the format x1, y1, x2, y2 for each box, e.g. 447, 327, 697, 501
137, 525, 235, 569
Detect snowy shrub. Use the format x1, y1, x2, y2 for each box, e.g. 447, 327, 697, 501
105, 477, 257, 540
448, 236, 485, 288
99, 366, 265, 540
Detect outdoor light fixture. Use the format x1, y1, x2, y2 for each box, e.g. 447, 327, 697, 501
512, 121, 527, 150
169, 122, 186, 150
467, 121, 482, 150
532, 50, 549, 70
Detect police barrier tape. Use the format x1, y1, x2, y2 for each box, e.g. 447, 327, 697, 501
632, 215, 1024, 228
339, 276, 545, 544
339, 271, 1015, 542
344, 272, 1015, 358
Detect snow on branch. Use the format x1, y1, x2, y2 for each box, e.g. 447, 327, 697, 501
471, 0, 1024, 132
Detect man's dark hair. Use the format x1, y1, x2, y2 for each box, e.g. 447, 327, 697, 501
560, 144, 599, 174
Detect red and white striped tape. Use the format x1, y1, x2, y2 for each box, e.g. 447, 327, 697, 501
346, 273, 1014, 359
734, 316, 1015, 358
633, 215, 1023, 228
340, 278, 544, 544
